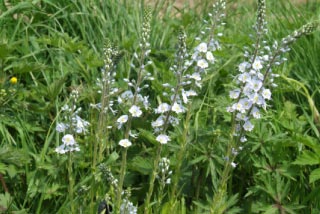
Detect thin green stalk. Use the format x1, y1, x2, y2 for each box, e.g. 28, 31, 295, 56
115, 37, 147, 213
144, 30, 187, 213
210, 122, 236, 213
68, 152, 75, 214
115, 148, 128, 213
91, 138, 98, 214
35, 192, 44, 214
169, 102, 192, 209
144, 144, 162, 214
144, 77, 183, 214
98, 69, 111, 162
154, 171, 167, 214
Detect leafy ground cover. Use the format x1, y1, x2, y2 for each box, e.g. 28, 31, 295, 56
0, 0, 320, 213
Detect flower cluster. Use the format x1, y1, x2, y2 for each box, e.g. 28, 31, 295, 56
91, 40, 122, 115
227, 55, 272, 137
117, 8, 153, 148
192, 0, 225, 74
120, 189, 137, 214
120, 199, 137, 214
56, 90, 90, 134
226, 0, 319, 143
98, 163, 119, 188
152, 1, 225, 144
157, 157, 172, 185
55, 134, 80, 154
226, 0, 273, 142
55, 90, 89, 154
151, 32, 188, 143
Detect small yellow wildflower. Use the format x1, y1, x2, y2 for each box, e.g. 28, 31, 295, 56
10, 77, 17, 84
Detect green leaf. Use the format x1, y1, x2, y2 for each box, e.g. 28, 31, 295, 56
45, 76, 68, 100
138, 129, 157, 145
297, 135, 320, 154
309, 168, 320, 183
190, 155, 206, 165
43, 183, 61, 200
0, 192, 12, 212
0, 146, 30, 167
131, 156, 152, 175
293, 150, 320, 165
7, 165, 17, 178
11, 61, 45, 74
264, 205, 278, 214
0, 163, 6, 174
105, 151, 119, 165
0, 43, 13, 59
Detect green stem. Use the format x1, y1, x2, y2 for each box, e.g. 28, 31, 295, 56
144, 145, 162, 214
210, 121, 236, 213
115, 148, 128, 213
210, 159, 233, 214
98, 72, 111, 161
68, 152, 75, 214
115, 35, 147, 213
154, 173, 166, 214
36, 193, 44, 214
169, 103, 192, 208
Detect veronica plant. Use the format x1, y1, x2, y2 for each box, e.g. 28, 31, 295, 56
144, 1, 227, 212
170, 0, 226, 201
211, 0, 319, 213
92, 40, 122, 167
55, 89, 90, 213
114, 8, 153, 214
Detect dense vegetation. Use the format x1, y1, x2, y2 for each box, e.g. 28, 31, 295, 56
0, 0, 319, 213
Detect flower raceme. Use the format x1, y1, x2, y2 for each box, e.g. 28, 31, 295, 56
150, 3, 225, 145
225, 0, 317, 141
55, 90, 89, 154
227, 57, 272, 137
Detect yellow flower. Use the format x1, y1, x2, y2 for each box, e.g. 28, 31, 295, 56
10, 77, 17, 84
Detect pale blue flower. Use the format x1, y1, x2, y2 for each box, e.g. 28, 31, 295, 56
243, 120, 254, 131
119, 139, 132, 148
129, 105, 142, 117
156, 134, 170, 144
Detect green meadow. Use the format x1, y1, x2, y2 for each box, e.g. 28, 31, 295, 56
0, 0, 319, 213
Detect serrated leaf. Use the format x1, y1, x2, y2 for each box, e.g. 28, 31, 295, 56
0, 43, 13, 59
309, 168, 320, 183
0, 192, 12, 211
293, 150, 319, 165
0, 163, 6, 174
7, 165, 17, 178
138, 129, 157, 145
131, 156, 152, 175
297, 135, 320, 154
46, 76, 68, 100
11, 62, 45, 74
105, 151, 119, 165
264, 205, 278, 214
43, 183, 61, 200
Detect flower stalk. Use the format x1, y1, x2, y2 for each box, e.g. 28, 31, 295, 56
68, 152, 75, 213
115, 8, 152, 214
